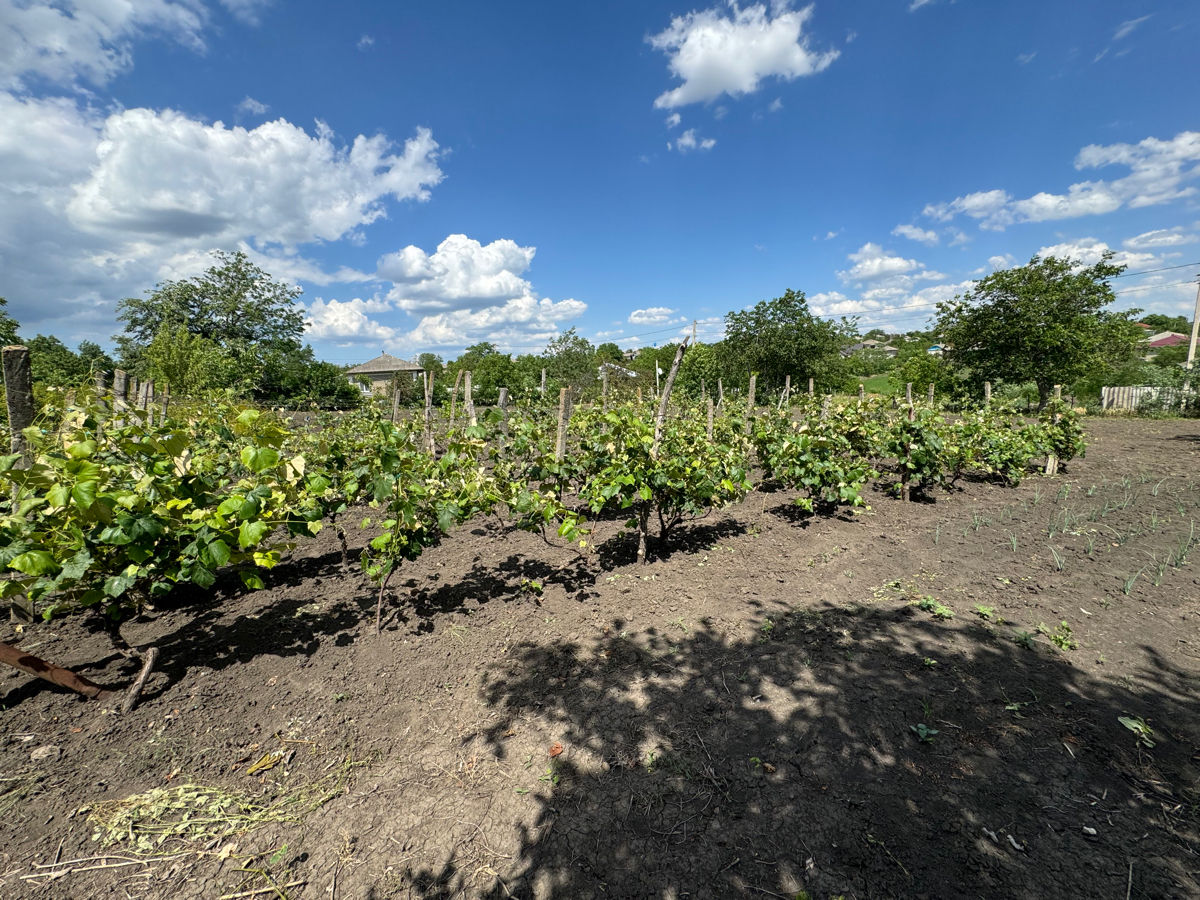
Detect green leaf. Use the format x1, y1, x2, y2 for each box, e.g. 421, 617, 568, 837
207, 539, 231, 568
240, 571, 265, 590
237, 519, 271, 549
71, 479, 99, 510
9, 551, 58, 576
240, 446, 280, 474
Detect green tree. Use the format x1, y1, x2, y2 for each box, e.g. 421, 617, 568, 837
144, 324, 232, 396
595, 342, 624, 364
446, 342, 515, 404
723, 289, 854, 392
936, 254, 1140, 407
676, 341, 720, 399
1138, 313, 1190, 334
543, 327, 595, 394
115, 249, 305, 383
76, 341, 115, 376
0, 297, 18, 347
26, 335, 85, 387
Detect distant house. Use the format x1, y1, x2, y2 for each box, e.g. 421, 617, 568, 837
598, 361, 638, 380
926, 344, 946, 357
345, 352, 425, 395
1144, 331, 1188, 349
844, 339, 898, 358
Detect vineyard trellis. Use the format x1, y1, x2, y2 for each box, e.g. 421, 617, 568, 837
0, 358, 1084, 708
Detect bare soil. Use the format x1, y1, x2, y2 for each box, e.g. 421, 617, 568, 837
2, 417, 1198, 899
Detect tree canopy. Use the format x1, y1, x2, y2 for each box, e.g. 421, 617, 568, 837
936, 253, 1140, 406
723, 289, 854, 391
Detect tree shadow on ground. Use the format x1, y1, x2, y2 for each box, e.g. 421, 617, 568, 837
399, 603, 1199, 899
593, 519, 748, 569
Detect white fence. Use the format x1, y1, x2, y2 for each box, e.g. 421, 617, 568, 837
1100, 385, 1195, 412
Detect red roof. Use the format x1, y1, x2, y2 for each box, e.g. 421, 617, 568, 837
1148, 334, 1188, 348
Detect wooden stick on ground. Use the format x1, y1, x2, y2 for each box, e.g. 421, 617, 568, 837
0, 641, 111, 700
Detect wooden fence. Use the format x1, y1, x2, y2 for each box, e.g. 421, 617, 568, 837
1100, 385, 1198, 413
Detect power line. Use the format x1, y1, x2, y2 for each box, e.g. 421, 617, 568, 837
1112, 261, 1200, 278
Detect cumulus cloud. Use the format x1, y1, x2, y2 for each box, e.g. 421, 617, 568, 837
649, 2, 838, 109
1036, 237, 1157, 271
405, 296, 587, 349
0, 0, 209, 90
219, 0, 272, 25
1124, 227, 1197, 250
923, 131, 1200, 230
305, 297, 397, 342
665, 112, 681, 128
838, 243, 941, 282
0, 92, 443, 340
671, 128, 716, 152
891, 224, 939, 246
357, 33, 374, 51
628, 306, 678, 326
378, 235, 537, 314
66, 112, 442, 247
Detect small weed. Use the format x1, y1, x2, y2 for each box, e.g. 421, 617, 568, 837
1050, 621, 1077, 651
920, 698, 933, 718
1013, 631, 1036, 650
1007, 531, 1018, 552
1122, 569, 1142, 596
973, 605, 995, 620
909, 723, 938, 743
913, 595, 954, 619
1117, 715, 1155, 749
1049, 545, 1065, 571
922, 656, 939, 668
759, 617, 775, 640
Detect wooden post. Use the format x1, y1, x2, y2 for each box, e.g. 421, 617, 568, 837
554, 388, 568, 461
637, 386, 642, 404
159, 383, 169, 419
1045, 385, 1062, 476
3, 347, 34, 470
422, 370, 435, 454
653, 340, 688, 450
901, 402, 916, 502
820, 396, 831, 420
130, 377, 140, 409
93, 369, 108, 410
113, 369, 129, 411
858, 383, 865, 401
905, 382, 913, 406
984, 381, 992, 405
747, 374, 757, 418
780, 374, 791, 410
706, 396, 714, 440
601, 367, 610, 411
391, 382, 401, 424
464, 371, 476, 427
497, 388, 509, 443
540, 368, 547, 396
808, 377, 814, 396
448, 369, 463, 430
3, 347, 35, 621
143, 379, 154, 412
927, 383, 935, 405
717, 378, 724, 411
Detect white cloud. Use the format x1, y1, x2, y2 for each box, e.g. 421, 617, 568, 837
357, 33, 374, 51
671, 128, 716, 152
1016, 51, 1036, 65
404, 296, 586, 350
0, 92, 444, 342
665, 112, 681, 128
305, 297, 397, 342
768, 97, 783, 113
629, 306, 678, 326
378, 235, 537, 314
891, 223, 939, 245
923, 131, 1200, 230
839, 243, 926, 282
1113, 15, 1151, 41
987, 253, 1016, 270
908, 0, 935, 10
0, 0, 209, 90
1124, 227, 1197, 250
649, 2, 838, 109
1036, 237, 1157, 271
66, 111, 442, 247
236, 95, 269, 116
219, 0, 271, 25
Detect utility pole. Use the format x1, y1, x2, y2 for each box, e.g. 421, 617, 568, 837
1185, 276, 1200, 395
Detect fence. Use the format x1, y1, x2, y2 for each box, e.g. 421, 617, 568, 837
1100, 384, 1200, 414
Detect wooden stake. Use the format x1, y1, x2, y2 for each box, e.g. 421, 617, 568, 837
747, 374, 757, 418
0, 640, 111, 700
497, 387, 509, 443
391, 383, 401, 424
555, 388, 569, 461
706, 396, 714, 440
927, 383, 935, 405
717, 378, 724, 411
448, 369, 463, 429
601, 368, 610, 411
540, 368, 546, 396
905, 382, 913, 405
113, 369, 129, 412
1045, 384, 1063, 475
808, 376, 814, 396
779, 374, 791, 411
653, 340, 688, 452
422, 370, 435, 454
984, 381, 992, 405
858, 383, 865, 401
464, 371, 476, 426
3, 346, 34, 470
159, 383, 169, 418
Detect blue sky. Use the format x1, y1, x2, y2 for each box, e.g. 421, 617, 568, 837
2, 0, 1198, 364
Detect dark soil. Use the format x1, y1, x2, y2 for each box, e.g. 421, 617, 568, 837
2, 417, 1198, 899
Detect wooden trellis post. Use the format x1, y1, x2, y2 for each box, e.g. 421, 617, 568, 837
927, 383, 934, 405
1045, 384, 1062, 475
905, 382, 913, 406
808, 377, 814, 396
858, 384, 865, 401
464, 371, 476, 426
422, 370, 435, 454
984, 381, 992, 405
554, 388, 569, 461
706, 396, 714, 440
747, 374, 756, 418
540, 368, 547, 396
3, 346, 34, 621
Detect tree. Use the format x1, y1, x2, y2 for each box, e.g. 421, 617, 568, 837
0, 297, 18, 347
1138, 313, 1190, 334
936, 253, 1139, 407
595, 342, 624, 364
115, 250, 305, 381
144, 325, 232, 396
26, 335, 85, 387
446, 342, 515, 404
76, 341, 115, 376
542, 328, 595, 394
723, 289, 854, 392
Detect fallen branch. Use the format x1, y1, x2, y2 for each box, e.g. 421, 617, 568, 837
0, 640, 112, 701
120, 646, 160, 714
219, 880, 307, 899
